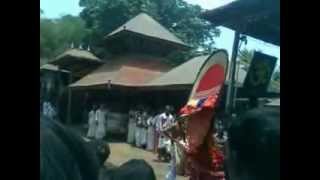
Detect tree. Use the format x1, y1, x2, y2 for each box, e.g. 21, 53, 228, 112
40, 15, 89, 59
273, 67, 280, 82
238, 48, 254, 71
79, 0, 220, 63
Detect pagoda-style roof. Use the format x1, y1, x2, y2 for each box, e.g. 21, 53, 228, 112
146, 55, 245, 89
40, 64, 69, 73
146, 55, 209, 89
146, 54, 279, 93
50, 48, 103, 78
70, 54, 172, 89
105, 13, 190, 51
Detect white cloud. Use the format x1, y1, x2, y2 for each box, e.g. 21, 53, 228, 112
185, 0, 236, 10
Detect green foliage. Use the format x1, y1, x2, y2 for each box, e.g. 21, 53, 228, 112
238, 48, 254, 71
79, 0, 220, 62
273, 68, 280, 82
40, 0, 221, 65
40, 15, 89, 59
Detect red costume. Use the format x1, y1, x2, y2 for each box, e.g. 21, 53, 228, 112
181, 108, 225, 180
176, 51, 228, 180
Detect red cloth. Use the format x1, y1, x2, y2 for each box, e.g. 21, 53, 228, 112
181, 107, 225, 180
210, 147, 224, 172
185, 109, 213, 154
187, 142, 225, 180
179, 63, 226, 180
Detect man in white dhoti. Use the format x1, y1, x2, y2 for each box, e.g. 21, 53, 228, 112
135, 111, 143, 147
127, 109, 136, 144
157, 106, 174, 161
146, 112, 156, 151
43, 101, 57, 120
50, 103, 57, 119
140, 111, 149, 149
95, 104, 106, 140
42, 101, 49, 117
87, 105, 97, 139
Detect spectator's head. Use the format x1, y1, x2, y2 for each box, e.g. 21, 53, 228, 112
40, 116, 99, 180
169, 106, 175, 114
89, 140, 110, 167
165, 105, 171, 115
227, 107, 280, 180
99, 159, 156, 180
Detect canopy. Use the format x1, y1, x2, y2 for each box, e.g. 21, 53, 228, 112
201, 0, 280, 46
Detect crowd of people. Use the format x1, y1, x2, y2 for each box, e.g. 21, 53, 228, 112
87, 105, 227, 180
41, 106, 280, 180
41, 101, 57, 119
41, 98, 278, 180
127, 105, 175, 156
127, 105, 190, 180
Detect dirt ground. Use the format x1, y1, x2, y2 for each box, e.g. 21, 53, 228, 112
67, 124, 187, 180
106, 143, 188, 180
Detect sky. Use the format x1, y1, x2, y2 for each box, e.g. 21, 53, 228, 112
40, 0, 280, 67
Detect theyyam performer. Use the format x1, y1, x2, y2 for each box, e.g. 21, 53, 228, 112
163, 50, 229, 180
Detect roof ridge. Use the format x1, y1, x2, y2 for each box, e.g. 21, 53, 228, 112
105, 12, 188, 47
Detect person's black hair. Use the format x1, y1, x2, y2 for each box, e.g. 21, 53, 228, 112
40, 116, 99, 180
99, 159, 156, 180
228, 107, 279, 180
88, 139, 110, 167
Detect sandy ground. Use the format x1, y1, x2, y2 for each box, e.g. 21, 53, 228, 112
106, 143, 188, 180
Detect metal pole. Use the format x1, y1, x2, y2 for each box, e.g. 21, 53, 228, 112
225, 31, 240, 114
67, 72, 72, 124
233, 61, 240, 109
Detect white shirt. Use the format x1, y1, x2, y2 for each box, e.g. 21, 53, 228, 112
157, 113, 174, 132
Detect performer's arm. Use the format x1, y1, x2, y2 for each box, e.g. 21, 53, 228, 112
162, 131, 187, 153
